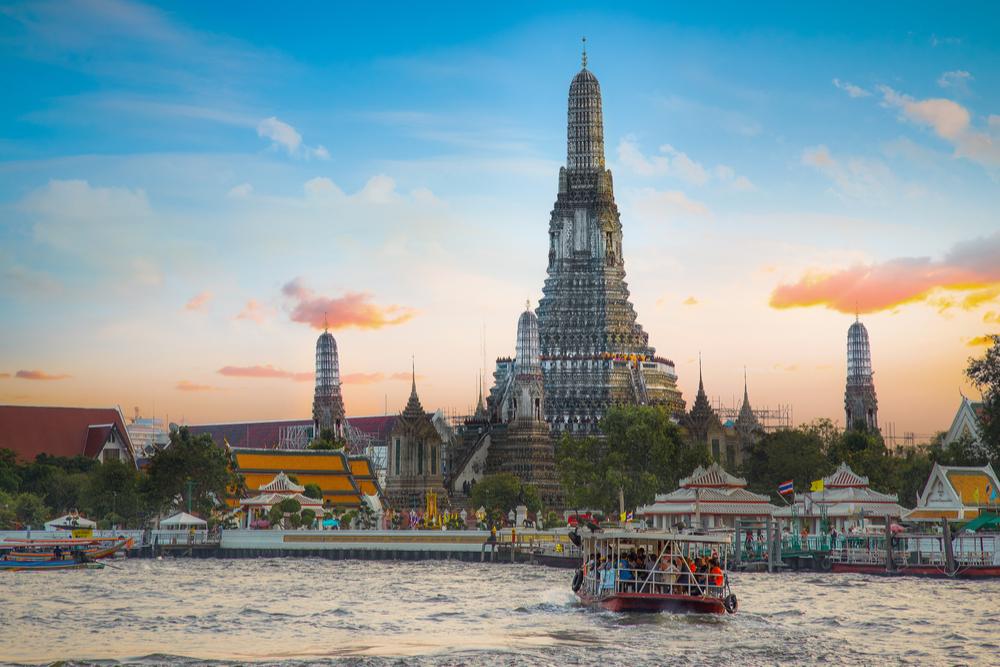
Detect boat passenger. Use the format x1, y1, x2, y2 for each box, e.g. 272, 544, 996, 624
618, 554, 634, 592
708, 557, 724, 595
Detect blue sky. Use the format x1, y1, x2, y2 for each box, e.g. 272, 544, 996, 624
2, 1, 999, 437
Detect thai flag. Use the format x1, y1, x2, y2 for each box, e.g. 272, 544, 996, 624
626, 511, 634, 522
779, 480, 794, 495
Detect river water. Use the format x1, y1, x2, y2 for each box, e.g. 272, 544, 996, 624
1, 558, 998, 667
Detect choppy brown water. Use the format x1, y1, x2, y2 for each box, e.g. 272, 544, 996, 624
1, 558, 998, 666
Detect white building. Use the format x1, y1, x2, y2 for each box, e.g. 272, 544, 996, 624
904, 462, 1000, 523
635, 464, 777, 530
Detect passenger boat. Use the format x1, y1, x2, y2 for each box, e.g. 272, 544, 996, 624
1, 536, 132, 562
571, 529, 738, 614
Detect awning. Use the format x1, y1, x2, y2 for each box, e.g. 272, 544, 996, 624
962, 512, 1000, 532
160, 511, 208, 527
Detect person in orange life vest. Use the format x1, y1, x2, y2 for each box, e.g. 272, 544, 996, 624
708, 557, 724, 587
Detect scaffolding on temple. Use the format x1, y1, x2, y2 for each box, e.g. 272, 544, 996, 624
711, 398, 793, 434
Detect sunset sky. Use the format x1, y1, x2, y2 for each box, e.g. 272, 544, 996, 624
2, 1, 999, 439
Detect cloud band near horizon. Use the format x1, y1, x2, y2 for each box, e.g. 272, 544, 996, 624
770, 231, 1000, 314
281, 276, 419, 330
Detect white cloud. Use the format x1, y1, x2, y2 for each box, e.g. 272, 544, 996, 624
257, 117, 302, 154
937, 70, 973, 92
634, 188, 712, 225
256, 117, 329, 160
616, 138, 751, 191
878, 85, 1000, 168
227, 183, 253, 198
801, 146, 892, 202
357, 174, 399, 203
832, 79, 871, 98
734, 176, 755, 192
304, 177, 344, 198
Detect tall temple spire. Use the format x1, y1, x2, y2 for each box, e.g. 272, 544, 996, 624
312, 327, 345, 438
846, 319, 878, 431
535, 60, 685, 435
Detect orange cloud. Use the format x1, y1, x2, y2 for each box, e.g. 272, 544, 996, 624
236, 299, 270, 324
184, 291, 212, 313
216, 365, 313, 382
772, 364, 799, 372
967, 335, 998, 347
15, 370, 72, 381
176, 381, 220, 392
682, 296, 698, 306
770, 232, 1000, 314
985, 311, 1000, 324
0, 373, 9, 379
281, 276, 419, 330
342, 372, 425, 385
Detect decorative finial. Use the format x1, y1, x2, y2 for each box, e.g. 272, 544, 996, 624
526, 298, 531, 311
582, 37, 587, 68
323, 311, 329, 332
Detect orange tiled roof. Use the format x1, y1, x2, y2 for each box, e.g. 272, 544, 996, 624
949, 472, 994, 505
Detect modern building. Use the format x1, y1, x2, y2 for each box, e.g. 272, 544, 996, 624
904, 462, 1000, 522
0, 405, 137, 467
313, 319, 347, 439
634, 464, 777, 530
535, 58, 684, 436
845, 318, 879, 431
772, 462, 904, 532
384, 369, 448, 512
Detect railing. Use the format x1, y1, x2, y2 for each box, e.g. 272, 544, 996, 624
151, 530, 220, 546
582, 562, 724, 598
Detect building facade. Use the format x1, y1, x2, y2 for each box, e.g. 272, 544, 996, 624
535, 61, 684, 436
845, 318, 879, 431
384, 371, 448, 512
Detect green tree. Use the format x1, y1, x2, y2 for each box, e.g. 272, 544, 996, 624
742, 428, 832, 500
966, 334, 1000, 467
308, 427, 345, 450
469, 474, 542, 516
0, 490, 17, 529
0, 449, 22, 494
679, 442, 715, 479
303, 483, 323, 500
277, 497, 302, 514
14, 492, 48, 528
554, 432, 603, 511
300, 508, 317, 527
80, 458, 143, 527
141, 426, 246, 519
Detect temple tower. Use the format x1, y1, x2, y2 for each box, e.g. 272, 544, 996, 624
485, 305, 564, 508
536, 54, 685, 435
385, 366, 448, 512
312, 319, 346, 439
845, 318, 879, 431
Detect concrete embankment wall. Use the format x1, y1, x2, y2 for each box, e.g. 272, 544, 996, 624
149, 529, 517, 562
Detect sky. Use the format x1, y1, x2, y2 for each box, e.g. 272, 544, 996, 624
2, 1, 999, 440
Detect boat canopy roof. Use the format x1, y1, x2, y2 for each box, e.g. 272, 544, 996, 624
581, 530, 731, 545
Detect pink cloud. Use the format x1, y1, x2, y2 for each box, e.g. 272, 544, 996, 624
770, 232, 1000, 314
15, 370, 72, 381
342, 371, 425, 385
236, 298, 270, 324
184, 291, 212, 313
216, 365, 313, 382
0, 373, 9, 379
176, 381, 221, 392
281, 276, 419, 330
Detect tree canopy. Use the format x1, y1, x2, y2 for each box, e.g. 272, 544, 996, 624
469, 474, 542, 516
142, 426, 245, 518
967, 334, 1000, 467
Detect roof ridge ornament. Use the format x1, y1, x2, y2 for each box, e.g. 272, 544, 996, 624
582, 37, 587, 68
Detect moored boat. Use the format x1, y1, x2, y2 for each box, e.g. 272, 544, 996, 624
572, 529, 738, 614
0, 559, 105, 571
1, 536, 132, 563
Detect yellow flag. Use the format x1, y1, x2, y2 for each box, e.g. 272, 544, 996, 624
974, 488, 980, 504
811, 479, 824, 492
620, 512, 626, 522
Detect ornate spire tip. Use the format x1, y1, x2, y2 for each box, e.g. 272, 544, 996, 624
582, 37, 587, 68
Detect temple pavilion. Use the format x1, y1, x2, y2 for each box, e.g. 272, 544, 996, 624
773, 462, 905, 533
635, 464, 777, 530
239, 472, 324, 528
904, 462, 1000, 523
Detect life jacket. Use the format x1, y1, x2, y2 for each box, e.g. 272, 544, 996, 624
711, 566, 724, 586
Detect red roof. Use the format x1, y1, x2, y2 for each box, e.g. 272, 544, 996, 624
187, 415, 401, 450
0, 405, 134, 462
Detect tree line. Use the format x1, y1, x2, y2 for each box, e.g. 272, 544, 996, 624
0, 427, 244, 530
